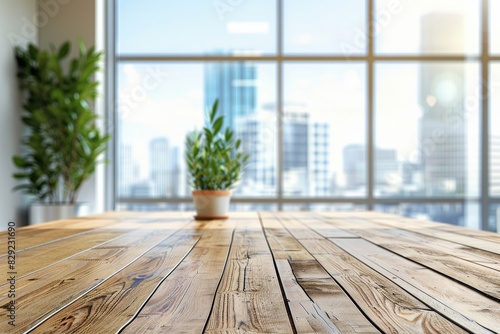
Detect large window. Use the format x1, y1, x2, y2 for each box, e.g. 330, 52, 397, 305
113, 0, 500, 232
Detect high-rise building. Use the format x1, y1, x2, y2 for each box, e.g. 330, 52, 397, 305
204, 63, 331, 196
343, 144, 397, 190
169, 147, 182, 197
204, 62, 257, 130
235, 102, 331, 196
204, 61, 260, 194
283, 107, 309, 196
419, 13, 466, 195
343, 144, 365, 190
129, 181, 153, 210
235, 109, 277, 195
310, 122, 330, 196
118, 144, 139, 197
490, 136, 500, 194
150, 138, 171, 197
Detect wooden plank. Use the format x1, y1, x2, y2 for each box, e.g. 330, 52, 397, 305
0, 219, 189, 333
0, 230, 124, 279
313, 217, 500, 300
0, 218, 122, 253
433, 223, 500, 244
369, 217, 500, 255
204, 215, 294, 334
280, 218, 326, 240
276, 260, 343, 334
377, 228, 500, 272
262, 214, 380, 333
277, 211, 401, 220
275, 215, 357, 240
281, 216, 470, 333
329, 238, 500, 333
121, 218, 237, 333
80, 211, 146, 219
30, 220, 208, 333
375, 215, 500, 244
316, 215, 500, 271
260, 213, 316, 261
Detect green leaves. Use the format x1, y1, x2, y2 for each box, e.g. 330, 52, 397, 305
58, 41, 71, 59
12, 41, 109, 204
212, 116, 224, 136
185, 99, 250, 190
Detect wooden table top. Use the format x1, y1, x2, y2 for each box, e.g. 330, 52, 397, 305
1, 211, 499, 333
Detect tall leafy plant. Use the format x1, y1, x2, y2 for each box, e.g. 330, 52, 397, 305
12, 41, 110, 204
185, 100, 249, 190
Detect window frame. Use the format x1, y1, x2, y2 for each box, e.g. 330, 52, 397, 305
108, 0, 500, 231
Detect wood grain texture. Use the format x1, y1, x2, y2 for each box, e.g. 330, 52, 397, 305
314, 213, 500, 270
260, 212, 316, 262
204, 214, 294, 334
370, 217, 500, 255
0, 218, 121, 252
0, 230, 123, 280
262, 214, 380, 334
2, 211, 499, 334
330, 238, 500, 333
32, 220, 208, 333
0, 219, 189, 333
315, 216, 500, 300
121, 218, 237, 333
344, 222, 500, 272
284, 218, 470, 333
308, 247, 469, 333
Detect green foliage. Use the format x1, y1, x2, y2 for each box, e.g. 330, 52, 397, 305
12, 41, 110, 204
185, 100, 250, 190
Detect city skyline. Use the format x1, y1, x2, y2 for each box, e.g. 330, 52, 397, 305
116, 8, 491, 226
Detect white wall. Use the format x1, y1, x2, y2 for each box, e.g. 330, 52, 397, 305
0, 0, 38, 229
38, 0, 95, 52
38, 0, 101, 215
0, 0, 104, 230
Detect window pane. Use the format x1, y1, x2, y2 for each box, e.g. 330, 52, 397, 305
488, 204, 500, 232
284, 0, 366, 55
117, 62, 277, 199
283, 63, 367, 197
117, 0, 277, 55
491, 0, 500, 54
375, 63, 480, 197
375, 202, 480, 229
375, 0, 480, 55
490, 63, 500, 195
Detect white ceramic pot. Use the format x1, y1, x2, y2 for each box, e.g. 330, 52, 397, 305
29, 203, 90, 225
192, 190, 232, 220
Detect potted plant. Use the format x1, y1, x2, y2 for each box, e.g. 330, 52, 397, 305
185, 99, 249, 219
12, 41, 110, 225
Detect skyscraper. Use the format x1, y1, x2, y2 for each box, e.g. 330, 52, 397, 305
150, 137, 171, 197
203, 63, 331, 196
118, 144, 139, 197
204, 62, 257, 130
419, 13, 466, 195
204, 62, 260, 194
310, 122, 330, 196
490, 136, 500, 194
282, 106, 309, 195
235, 109, 277, 195
343, 144, 397, 191
261, 103, 330, 196
343, 144, 365, 190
